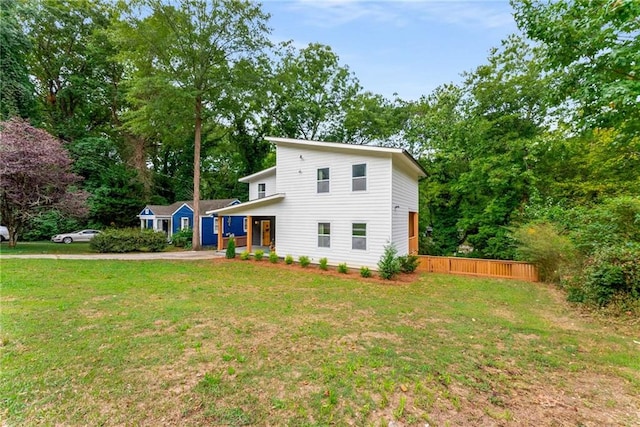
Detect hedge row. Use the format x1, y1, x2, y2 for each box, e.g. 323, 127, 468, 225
90, 228, 167, 253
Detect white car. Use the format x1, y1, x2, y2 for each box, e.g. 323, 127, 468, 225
51, 229, 101, 244
0, 226, 8, 242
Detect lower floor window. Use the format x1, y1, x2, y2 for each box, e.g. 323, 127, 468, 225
352, 223, 366, 250
318, 222, 330, 248
181, 217, 189, 230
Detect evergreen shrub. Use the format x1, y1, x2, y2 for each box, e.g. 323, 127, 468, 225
225, 237, 236, 259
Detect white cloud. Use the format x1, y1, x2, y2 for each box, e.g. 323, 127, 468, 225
273, 0, 515, 31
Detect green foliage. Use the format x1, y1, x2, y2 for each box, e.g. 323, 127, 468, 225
298, 255, 310, 268
284, 254, 294, 265
171, 228, 192, 249
512, 222, 576, 283
398, 254, 420, 274
513, 0, 640, 142
254, 249, 264, 261
268, 251, 278, 263
225, 237, 236, 259
319, 257, 328, 271
359, 266, 372, 278
21, 210, 81, 241
271, 43, 362, 141
0, 0, 36, 120
377, 244, 401, 280
90, 228, 167, 253
337, 263, 348, 274
240, 250, 250, 260
581, 244, 640, 308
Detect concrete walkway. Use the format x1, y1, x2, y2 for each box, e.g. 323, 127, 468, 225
0, 251, 223, 261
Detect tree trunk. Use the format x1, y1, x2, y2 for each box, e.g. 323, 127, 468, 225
192, 96, 202, 251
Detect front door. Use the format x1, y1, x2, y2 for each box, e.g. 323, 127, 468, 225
261, 220, 271, 246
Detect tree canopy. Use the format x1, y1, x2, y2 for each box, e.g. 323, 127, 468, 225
0, 118, 88, 246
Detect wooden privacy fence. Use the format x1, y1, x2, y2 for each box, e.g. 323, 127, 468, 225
417, 255, 539, 282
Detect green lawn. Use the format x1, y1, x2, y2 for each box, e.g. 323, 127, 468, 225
1, 259, 638, 426
0, 241, 186, 255
0, 241, 96, 255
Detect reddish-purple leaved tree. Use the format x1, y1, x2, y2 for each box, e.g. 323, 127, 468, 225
0, 118, 88, 247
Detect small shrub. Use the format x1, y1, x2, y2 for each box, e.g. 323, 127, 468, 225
512, 222, 577, 282
254, 249, 264, 261
378, 243, 401, 280
172, 228, 192, 248
582, 244, 640, 308
269, 251, 278, 263
299, 255, 311, 267
337, 263, 348, 274
319, 257, 328, 271
398, 254, 420, 273
285, 254, 294, 265
225, 237, 236, 259
240, 250, 250, 260
360, 266, 372, 278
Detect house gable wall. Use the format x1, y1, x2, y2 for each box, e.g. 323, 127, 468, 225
273, 143, 394, 268
172, 204, 194, 234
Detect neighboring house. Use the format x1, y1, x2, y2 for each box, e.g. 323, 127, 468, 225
138, 199, 246, 247
208, 137, 426, 269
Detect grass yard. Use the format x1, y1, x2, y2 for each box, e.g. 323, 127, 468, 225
1, 259, 638, 426
0, 241, 96, 255
0, 241, 187, 255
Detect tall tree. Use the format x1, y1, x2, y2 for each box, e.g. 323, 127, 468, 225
0, 0, 36, 120
408, 37, 551, 258
512, 0, 640, 141
23, 0, 116, 141
0, 118, 88, 247
270, 43, 361, 141
117, 0, 270, 250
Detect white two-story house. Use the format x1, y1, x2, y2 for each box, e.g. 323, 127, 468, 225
208, 137, 426, 269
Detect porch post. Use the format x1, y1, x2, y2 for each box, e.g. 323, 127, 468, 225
246, 215, 252, 254
217, 215, 223, 250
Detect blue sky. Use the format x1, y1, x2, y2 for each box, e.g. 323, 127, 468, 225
260, 0, 520, 101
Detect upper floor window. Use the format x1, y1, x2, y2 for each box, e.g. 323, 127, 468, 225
317, 168, 330, 193
352, 223, 367, 250
352, 164, 367, 191
258, 183, 266, 199
318, 222, 331, 248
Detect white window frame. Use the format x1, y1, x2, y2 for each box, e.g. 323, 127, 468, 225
243, 217, 248, 232
181, 217, 189, 230
258, 183, 266, 199
318, 222, 331, 248
214, 217, 219, 234
352, 163, 367, 192
352, 222, 367, 250
317, 167, 330, 194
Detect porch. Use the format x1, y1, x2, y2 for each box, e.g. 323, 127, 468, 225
217, 215, 275, 254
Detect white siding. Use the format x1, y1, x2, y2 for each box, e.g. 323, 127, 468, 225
391, 163, 420, 255
273, 144, 394, 269
248, 171, 277, 200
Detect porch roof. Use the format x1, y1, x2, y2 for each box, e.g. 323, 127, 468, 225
206, 193, 285, 215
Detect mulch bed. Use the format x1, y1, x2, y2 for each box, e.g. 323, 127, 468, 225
211, 257, 420, 285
